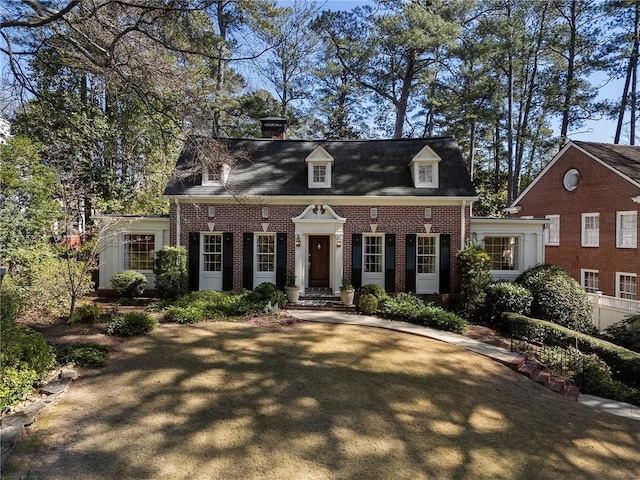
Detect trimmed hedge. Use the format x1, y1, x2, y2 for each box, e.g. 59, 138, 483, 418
357, 293, 378, 314
69, 302, 101, 324
456, 243, 491, 319
106, 312, 158, 336
515, 264, 594, 334
382, 293, 468, 333
111, 271, 147, 299
1, 319, 56, 411
154, 246, 188, 300
505, 313, 640, 390
601, 315, 640, 353
483, 282, 532, 325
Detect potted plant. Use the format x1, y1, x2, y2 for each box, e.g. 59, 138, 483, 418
285, 268, 300, 303
340, 276, 355, 305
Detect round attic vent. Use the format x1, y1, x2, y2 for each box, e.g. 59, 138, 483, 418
563, 169, 579, 191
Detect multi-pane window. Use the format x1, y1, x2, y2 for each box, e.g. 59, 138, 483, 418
582, 213, 599, 247
256, 234, 275, 272
124, 234, 155, 270
617, 211, 637, 248
203, 234, 222, 272
484, 236, 519, 270
581, 269, 599, 293
313, 165, 327, 184
364, 235, 383, 273
418, 164, 433, 184
616, 273, 637, 300
417, 236, 436, 274
546, 215, 560, 246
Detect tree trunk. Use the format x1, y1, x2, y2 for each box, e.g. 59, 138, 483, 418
560, 0, 577, 145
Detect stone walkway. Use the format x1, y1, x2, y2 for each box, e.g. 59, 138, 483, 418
288, 309, 640, 422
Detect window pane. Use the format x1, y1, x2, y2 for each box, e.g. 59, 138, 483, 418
546, 216, 559, 245
417, 236, 436, 274
583, 214, 599, 246
583, 271, 599, 293
313, 165, 326, 183
256, 234, 275, 272
484, 237, 519, 270
203, 234, 222, 272
418, 164, 432, 183
618, 274, 637, 300
364, 236, 383, 273
124, 234, 155, 270
618, 212, 637, 247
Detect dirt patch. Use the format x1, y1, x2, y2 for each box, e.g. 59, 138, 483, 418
463, 323, 512, 350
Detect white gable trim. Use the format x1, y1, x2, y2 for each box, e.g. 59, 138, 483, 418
512, 141, 640, 207
407, 145, 442, 165
305, 145, 334, 163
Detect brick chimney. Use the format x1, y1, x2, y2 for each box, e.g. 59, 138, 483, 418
260, 117, 287, 139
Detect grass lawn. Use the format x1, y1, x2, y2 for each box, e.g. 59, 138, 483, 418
4, 321, 640, 480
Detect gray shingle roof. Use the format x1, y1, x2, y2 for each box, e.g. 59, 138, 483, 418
574, 141, 640, 184
163, 137, 477, 198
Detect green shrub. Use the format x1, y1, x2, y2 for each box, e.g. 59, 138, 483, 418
238, 283, 287, 313
55, 343, 109, 368
111, 271, 147, 299
360, 284, 389, 307
1, 319, 56, 410
456, 242, 491, 320
515, 264, 594, 334
164, 305, 206, 324
0, 280, 27, 322
381, 293, 468, 333
106, 312, 157, 336
357, 293, 378, 314
69, 302, 101, 324
154, 246, 187, 300
601, 315, 640, 353
506, 313, 640, 390
484, 282, 533, 325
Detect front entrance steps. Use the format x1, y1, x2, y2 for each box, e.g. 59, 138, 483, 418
508, 355, 580, 402
286, 288, 356, 312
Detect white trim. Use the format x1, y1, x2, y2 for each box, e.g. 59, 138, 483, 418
581, 268, 599, 293
306, 145, 334, 189
200, 232, 223, 291
581, 212, 600, 247
615, 272, 637, 299
254, 232, 277, 287
362, 233, 385, 288
545, 214, 560, 246
166, 195, 478, 206
416, 234, 440, 294
616, 210, 637, 248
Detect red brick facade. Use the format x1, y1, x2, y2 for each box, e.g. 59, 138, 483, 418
170, 201, 470, 293
513, 144, 640, 297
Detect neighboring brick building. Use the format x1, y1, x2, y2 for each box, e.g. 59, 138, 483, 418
510, 141, 640, 299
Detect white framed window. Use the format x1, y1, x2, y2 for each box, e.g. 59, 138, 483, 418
418, 164, 433, 184
202, 164, 231, 185
363, 235, 383, 273
545, 215, 560, 246
124, 234, 155, 271
484, 236, 519, 271
617, 211, 637, 248
256, 234, 275, 273
306, 145, 334, 188
203, 234, 222, 272
563, 169, 579, 191
616, 272, 637, 300
313, 165, 326, 183
417, 236, 437, 274
408, 145, 441, 188
581, 269, 599, 293
582, 213, 599, 247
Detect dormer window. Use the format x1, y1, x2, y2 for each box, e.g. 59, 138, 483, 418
306, 145, 334, 189
202, 164, 231, 186
408, 145, 441, 188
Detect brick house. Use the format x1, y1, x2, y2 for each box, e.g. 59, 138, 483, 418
99, 119, 548, 296
510, 141, 640, 299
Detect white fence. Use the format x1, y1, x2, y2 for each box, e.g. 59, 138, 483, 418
588, 292, 640, 331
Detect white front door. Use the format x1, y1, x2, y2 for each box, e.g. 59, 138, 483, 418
200, 233, 223, 291
416, 235, 439, 294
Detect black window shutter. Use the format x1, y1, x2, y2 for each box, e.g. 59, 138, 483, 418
351, 233, 362, 289
243, 233, 254, 290
223, 233, 233, 291
439, 234, 451, 294
276, 233, 287, 289
384, 234, 396, 293
188, 232, 200, 292
405, 234, 416, 293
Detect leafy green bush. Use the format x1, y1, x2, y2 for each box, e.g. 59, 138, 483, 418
1, 319, 56, 410
154, 246, 187, 300
234, 283, 286, 314
506, 313, 640, 390
382, 293, 468, 333
69, 302, 101, 324
164, 305, 206, 324
111, 271, 147, 299
515, 264, 594, 334
456, 242, 491, 320
106, 312, 157, 336
601, 315, 640, 353
484, 282, 532, 325
0, 280, 27, 322
55, 343, 109, 368
360, 284, 389, 307
357, 293, 378, 314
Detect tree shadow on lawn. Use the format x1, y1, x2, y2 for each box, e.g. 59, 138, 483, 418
5, 321, 640, 480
